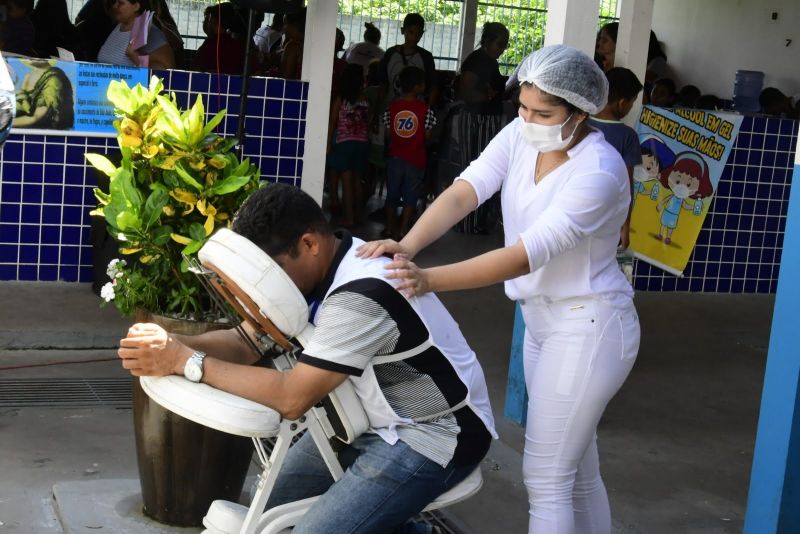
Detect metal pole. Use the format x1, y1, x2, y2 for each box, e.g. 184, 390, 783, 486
235, 8, 257, 160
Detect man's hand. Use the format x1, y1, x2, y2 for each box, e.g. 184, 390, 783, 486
118, 323, 192, 377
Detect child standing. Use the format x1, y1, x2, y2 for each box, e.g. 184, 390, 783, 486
364, 59, 389, 204
382, 65, 436, 239
327, 62, 371, 227
589, 66, 643, 249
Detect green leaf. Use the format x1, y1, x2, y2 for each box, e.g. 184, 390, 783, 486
103, 204, 122, 231
174, 163, 203, 191
186, 96, 205, 146
85, 153, 118, 177
182, 239, 204, 256
202, 109, 226, 137
155, 95, 184, 141
116, 210, 141, 231
217, 137, 238, 154
109, 168, 143, 214
152, 224, 173, 245
93, 188, 111, 205
162, 171, 180, 189
107, 81, 134, 114
188, 222, 206, 242
142, 189, 168, 229
207, 175, 252, 196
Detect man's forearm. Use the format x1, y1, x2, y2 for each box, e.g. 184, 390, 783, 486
171, 328, 259, 366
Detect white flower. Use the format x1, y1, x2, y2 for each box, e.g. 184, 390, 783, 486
117, 232, 127, 242
106, 258, 127, 279
100, 282, 116, 302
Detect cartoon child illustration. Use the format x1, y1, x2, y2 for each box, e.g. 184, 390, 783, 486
655, 151, 712, 245
632, 134, 675, 207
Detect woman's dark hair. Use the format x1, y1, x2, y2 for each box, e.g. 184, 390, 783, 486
599, 22, 618, 42
364, 22, 380, 44
232, 184, 332, 259
339, 63, 365, 104
479, 22, 508, 47
207, 2, 245, 35
402, 12, 425, 31
130, 0, 151, 15
648, 30, 667, 62
599, 22, 667, 64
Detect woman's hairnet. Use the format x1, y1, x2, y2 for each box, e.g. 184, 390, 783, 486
516, 44, 609, 114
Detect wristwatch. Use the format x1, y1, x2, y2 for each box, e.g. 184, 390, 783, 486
183, 350, 206, 383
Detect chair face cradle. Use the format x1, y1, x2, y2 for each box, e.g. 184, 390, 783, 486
139, 228, 481, 534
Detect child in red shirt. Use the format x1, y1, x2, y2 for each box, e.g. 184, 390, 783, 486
382, 66, 436, 239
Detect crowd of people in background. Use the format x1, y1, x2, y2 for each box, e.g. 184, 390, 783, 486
0, 2, 796, 119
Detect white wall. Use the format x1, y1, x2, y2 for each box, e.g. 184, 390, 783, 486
652, 0, 800, 99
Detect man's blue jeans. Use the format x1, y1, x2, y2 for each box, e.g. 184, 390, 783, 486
264, 432, 479, 533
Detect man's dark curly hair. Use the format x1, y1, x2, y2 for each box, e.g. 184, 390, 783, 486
232, 183, 332, 258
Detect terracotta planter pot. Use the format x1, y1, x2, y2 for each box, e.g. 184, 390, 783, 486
132, 310, 254, 527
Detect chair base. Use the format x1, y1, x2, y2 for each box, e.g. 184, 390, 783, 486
201, 467, 482, 533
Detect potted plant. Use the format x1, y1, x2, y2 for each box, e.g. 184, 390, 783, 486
87, 76, 263, 526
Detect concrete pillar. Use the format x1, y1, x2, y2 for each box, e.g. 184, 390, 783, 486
458, 0, 479, 67
614, 0, 654, 127
300, 0, 337, 205
544, 0, 602, 56
744, 123, 800, 532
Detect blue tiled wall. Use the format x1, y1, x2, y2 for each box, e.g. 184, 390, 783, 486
0, 69, 308, 282
633, 116, 797, 292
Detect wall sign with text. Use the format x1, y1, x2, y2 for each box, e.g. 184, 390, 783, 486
5, 57, 148, 137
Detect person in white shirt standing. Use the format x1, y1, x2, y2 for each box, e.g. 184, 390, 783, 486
344, 22, 384, 76
358, 44, 640, 534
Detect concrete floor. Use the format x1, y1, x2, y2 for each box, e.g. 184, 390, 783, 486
0, 222, 773, 533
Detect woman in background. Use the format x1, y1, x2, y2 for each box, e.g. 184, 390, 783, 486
448, 21, 509, 234
97, 0, 175, 69
345, 22, 384, 76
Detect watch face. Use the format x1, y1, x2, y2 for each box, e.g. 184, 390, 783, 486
184, 358, 203, 382
183, 352, 205, 382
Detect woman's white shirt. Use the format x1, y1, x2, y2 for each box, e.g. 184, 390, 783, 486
456, 117, 633, 304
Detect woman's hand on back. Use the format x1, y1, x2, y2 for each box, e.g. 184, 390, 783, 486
384, 253, 431, 297
356, 238, 409, 259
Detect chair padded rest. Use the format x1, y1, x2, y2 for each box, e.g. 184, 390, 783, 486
199, 228, 309, 338
423, 467, 483, 511
140, 375, 281, 438
327, 380, 369, 444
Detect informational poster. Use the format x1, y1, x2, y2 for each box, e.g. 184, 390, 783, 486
5, 57, 148, 136
629, 105, 744, 276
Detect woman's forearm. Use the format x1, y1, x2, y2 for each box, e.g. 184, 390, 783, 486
425, 240, 530, 293
401, 180, 479, 258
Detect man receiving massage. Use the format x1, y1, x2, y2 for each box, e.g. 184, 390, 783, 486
118, 183, 496, 534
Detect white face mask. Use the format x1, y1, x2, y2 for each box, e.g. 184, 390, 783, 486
633, 165, 652, 183
518, 111, 579, 152
670, 183, 692, 198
